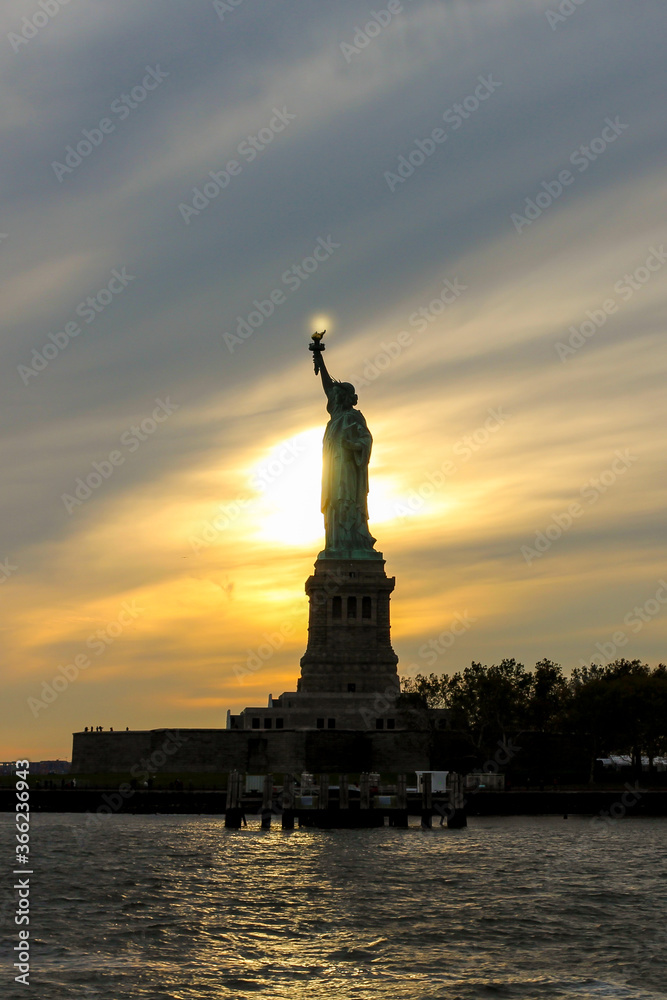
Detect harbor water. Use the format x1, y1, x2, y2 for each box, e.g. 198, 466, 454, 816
1, 813, 666, 999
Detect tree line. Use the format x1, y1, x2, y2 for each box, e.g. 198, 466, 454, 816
399, 658, 667, 775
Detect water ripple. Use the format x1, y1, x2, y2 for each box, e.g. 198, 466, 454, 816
0, 815, 665, 999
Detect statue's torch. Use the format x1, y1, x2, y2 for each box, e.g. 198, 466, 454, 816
309, 330, 326, 374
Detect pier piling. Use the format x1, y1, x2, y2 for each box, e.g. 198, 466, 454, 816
339, 773, 349, 810
447, 772, 468, 828
224, 770, 243, 829
394, 773, 409, 827
360, 772, 370, 811
421, 771, 433, 829
318, 773, 330, 811
261, 774, 273, 830
281, 773, 295, 830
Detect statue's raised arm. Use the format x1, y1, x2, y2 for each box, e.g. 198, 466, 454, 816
309, 330, 333, 392
316, 352, 335, 401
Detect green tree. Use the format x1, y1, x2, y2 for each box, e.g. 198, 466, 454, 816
399, 672, 450, 708
447, 659, 532, 753
526, 659, 570, 732
401, 658, 667, 778
565, 659, 667, 781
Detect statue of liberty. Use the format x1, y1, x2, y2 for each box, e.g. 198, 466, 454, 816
309, 332, 380, 559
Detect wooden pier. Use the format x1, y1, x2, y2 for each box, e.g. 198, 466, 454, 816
224, 771, 468, 829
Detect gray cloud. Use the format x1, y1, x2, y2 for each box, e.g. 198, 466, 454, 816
2, 0, 666, 754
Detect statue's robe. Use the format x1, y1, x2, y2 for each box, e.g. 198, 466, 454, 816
321, 403, 376, 553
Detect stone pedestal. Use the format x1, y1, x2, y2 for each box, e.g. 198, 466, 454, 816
299, 557, 399, 696
230, 555, 403, 731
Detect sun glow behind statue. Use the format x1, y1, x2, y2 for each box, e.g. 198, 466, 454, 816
250, 427, 400, 548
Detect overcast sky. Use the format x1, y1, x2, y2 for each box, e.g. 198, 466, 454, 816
2, 0, 666, 759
